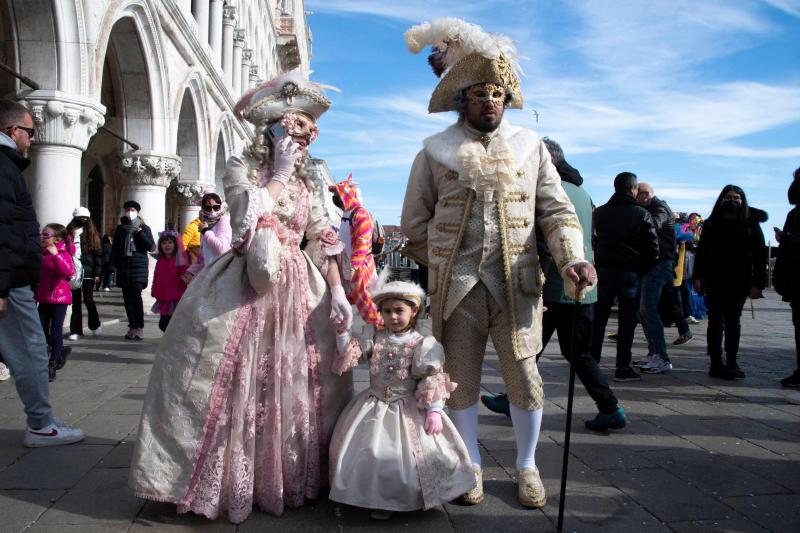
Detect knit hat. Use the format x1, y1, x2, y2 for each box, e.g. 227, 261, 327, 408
72, 206, 91, 218
123, 200, 141, 212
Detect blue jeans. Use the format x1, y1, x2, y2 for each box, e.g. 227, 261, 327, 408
0, 287, 55, 429
639, 259, 674, 361
591, 268, 642, 369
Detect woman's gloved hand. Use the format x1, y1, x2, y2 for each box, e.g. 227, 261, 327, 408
271, 136, 301, 185
330, 284, 353, 330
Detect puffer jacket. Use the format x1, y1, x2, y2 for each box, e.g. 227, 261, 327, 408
111, 218, 155, 287
594, 192, 660, 273
151, 255, 188, 303
0, 135, 42, 297
34, 240, 75, 304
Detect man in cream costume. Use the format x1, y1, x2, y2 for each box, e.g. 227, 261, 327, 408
401, 19, 596, 508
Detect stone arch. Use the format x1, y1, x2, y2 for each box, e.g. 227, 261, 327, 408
211, 116, 235, 199
1, 1, 59, 92
94, 0, 169, 150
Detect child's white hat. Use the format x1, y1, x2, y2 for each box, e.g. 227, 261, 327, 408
370, 268, 426, 309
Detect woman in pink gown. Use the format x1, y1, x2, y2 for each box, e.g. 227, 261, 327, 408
129, 69, 353, 523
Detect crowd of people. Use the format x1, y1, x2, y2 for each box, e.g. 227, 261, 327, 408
1, 16, 798, 526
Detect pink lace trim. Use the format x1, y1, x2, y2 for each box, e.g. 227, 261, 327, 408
415, 373, 457, 410
179, 301, 255, 510
331, 338, 361, 376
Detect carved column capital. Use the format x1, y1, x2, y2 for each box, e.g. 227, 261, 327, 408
223, 5, 237, 26
120, 150, 182, 188
233, 29, 246, 47
170, 182, 207, 206
17, 90, 106, 151
242, 48, 253, 63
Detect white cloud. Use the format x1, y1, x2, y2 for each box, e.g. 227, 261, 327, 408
305, 0, 486, 22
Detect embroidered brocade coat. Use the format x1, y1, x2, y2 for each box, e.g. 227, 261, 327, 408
401, 120, 584, 360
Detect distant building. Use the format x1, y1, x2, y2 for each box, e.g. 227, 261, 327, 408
1, 0, 313, 233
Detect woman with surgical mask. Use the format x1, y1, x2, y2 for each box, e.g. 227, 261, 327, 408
110, 200, 155, 340
692, 185, 768, 380
181, 189, 231, 284
66, 207, 103, 340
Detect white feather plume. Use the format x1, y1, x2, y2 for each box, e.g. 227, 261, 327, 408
404, 18, 520, 76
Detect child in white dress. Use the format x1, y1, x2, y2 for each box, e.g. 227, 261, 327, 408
328, 277, 475, 519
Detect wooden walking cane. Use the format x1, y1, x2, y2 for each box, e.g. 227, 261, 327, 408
750, 298, 755, 320
557, 290, 582, 532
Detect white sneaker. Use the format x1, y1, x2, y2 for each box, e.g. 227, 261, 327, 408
641, 355, 672, 374
0, 363, 10, 382
633, 354, 655, 367
91, 326, 102, 336
786, 391, 800, 405
23, 422, 85, 447
67, 333, 80, 341
103, 287, 110, 292
688, 316, 699, 324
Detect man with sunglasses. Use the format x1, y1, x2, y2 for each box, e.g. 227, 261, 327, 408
0, 99, 85, 447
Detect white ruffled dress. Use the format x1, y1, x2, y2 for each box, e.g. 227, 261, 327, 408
328, 327, 475, 512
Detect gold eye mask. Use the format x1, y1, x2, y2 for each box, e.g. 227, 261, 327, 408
464, 83, 506, 105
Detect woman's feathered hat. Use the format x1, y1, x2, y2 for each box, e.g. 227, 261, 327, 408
404, 18, 523, 113
233, 68, 339, 125
370, 268, 426, 309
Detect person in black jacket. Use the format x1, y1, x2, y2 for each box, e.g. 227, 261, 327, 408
693, 185, 767, 380
0, 99, 84, 446
66, 208, 103, 339
771, 170, 800, 389
100, 233, 114, 290
635, 183, 678, 374
591, 172, 660, 382
111, 200, 155, 340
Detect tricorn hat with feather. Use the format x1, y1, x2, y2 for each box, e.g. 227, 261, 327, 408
404, 18, 523, 113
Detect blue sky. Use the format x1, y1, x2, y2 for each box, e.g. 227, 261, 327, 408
305, 0, 800, 240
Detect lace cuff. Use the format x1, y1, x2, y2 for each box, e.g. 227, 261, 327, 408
415, 373, 457, 410
331, 333, 362, 376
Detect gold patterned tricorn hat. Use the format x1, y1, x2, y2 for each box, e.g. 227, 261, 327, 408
404, 18, 523, 113
233, 68, 339, 125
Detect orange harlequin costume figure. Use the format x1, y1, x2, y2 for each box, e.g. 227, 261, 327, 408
330, 175, 381, 325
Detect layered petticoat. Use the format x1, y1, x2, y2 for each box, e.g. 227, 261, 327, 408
129, 163, 351, 523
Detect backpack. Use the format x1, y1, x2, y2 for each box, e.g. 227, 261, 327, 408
348, 207, 386, 257
68, 254, 84, 290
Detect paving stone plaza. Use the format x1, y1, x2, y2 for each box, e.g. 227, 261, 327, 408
1, 289, 798, 532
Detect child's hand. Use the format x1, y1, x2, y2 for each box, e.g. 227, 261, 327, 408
181, 272, 194, 284
424, 411, 443, 435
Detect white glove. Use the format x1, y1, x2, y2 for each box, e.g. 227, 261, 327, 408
330, 285, 353, 331
271, 136, 301, 185
336, 331, 352, 355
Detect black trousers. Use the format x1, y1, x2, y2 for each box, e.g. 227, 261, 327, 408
121, 283, 145, 329
792, 301, 800, 371
539, 302, 619, 414
591, 268, 642, 369
70, 279, 101, 334
38, 303, 67, 362
705, 288, 747, 365
158, 314, 172, 332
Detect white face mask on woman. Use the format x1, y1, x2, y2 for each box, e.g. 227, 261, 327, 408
126, 210, 138, 221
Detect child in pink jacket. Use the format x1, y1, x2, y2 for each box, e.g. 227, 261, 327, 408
35, 223, 75, 382
151, 229, 189, 332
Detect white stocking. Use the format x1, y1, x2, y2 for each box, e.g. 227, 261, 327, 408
449, 403, 481, 467
509, 404, 543, 471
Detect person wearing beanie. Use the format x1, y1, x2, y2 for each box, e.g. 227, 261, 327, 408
111, 200, 154, 340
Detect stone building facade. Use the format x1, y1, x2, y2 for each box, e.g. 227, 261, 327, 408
0, 0, 316, 235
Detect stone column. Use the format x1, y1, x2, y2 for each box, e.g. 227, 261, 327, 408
18, 90, 105, 225
232, 29, 245, 95
119, 151, 182, 235
249, 65, 260, 90
209, 0, 224, 66
192, 0, 210, 46
241, 49, 253, 97
222, 6, 236, 87
176, 0, 191, 17
171, 182, 207, 233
